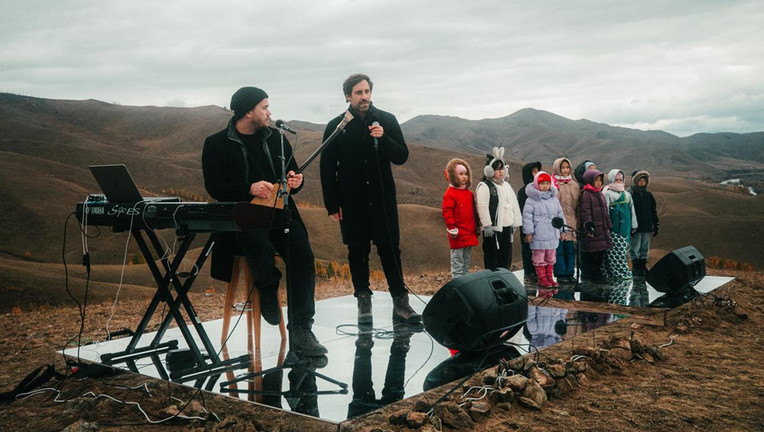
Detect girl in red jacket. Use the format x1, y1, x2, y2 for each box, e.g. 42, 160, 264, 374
442, 158, 479, 278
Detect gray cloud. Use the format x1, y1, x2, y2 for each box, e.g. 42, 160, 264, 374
1, 0, 762, 136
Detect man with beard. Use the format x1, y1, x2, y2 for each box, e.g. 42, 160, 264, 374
320, 74, 421, 326
202, 86, 326, 357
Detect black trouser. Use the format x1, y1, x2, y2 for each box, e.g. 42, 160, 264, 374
581, 250, 606, 281
482, 229, 513, 271
235, 222, 316, 329
348, 242, 405, 297
520, 228, 535, 276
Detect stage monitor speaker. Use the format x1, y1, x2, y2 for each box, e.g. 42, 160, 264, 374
422, 268, 527, 352
647, 246, 706, 294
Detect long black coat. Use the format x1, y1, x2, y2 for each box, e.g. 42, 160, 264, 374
320, 104, 408, 245
202, 119, 304, 281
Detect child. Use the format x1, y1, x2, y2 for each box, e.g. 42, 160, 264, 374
475, 147, 523, 271
522, 171, 565, 288
579, 169, 612, 283
574, 160, 597, 189
442, 158, 479, 278
516, 161, 542, 281
602, 169, 637, 281
627, 170, 659, 276
552, 157, 580, 283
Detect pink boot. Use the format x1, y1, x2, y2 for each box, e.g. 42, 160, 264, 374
546, 265, 559, 287
536, 265, 553, 288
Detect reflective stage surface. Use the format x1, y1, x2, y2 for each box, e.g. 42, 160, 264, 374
62, 271, 732, 423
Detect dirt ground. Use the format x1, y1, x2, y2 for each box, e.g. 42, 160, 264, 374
0, 269, 762, 432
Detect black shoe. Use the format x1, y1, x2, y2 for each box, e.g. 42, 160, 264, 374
392, 293, 422, 324
357, 293, 373, 325
291, 326, 328, 357
259, 289, 281, 326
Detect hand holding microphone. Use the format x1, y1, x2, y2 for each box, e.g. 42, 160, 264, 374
369, 121, 383, 149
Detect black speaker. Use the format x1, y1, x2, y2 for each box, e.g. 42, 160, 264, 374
647, 246, 706, 294
422, 268, 527, 352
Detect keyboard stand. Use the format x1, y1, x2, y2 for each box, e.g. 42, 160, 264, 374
100, 228, 249, 390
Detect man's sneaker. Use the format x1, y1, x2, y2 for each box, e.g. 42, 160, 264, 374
291, 326, 328, 357
392, 293, 422, 324
357, 293, 373, 325
259, 289, 281, 326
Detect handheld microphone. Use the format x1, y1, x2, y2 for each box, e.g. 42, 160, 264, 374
371, 121, 380, 149
276, 120, 297, 134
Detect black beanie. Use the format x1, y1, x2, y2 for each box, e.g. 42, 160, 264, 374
230, 87, 268, 120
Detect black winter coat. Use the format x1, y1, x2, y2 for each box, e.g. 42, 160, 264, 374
627, 187, 659, 233
320, 104, 408, 245
202, 119, 304, 281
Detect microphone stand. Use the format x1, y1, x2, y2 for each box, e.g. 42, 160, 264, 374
220, 124, 349, 404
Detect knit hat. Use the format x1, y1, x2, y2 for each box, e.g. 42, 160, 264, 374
230, 86, 268, 120
584, 161, 596, 170
537, 172, 552, 184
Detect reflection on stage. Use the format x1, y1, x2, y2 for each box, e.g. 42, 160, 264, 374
61, 270, 732, 423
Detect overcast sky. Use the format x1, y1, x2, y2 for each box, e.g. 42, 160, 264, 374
2, 0, 762, 136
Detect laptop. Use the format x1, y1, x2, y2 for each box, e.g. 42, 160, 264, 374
89, 164, 144, 203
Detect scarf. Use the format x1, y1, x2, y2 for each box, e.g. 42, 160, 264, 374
583, 183, 601, 193
491, 176, 504, 185
554, 175, 572, 184
608, 182, 625, 192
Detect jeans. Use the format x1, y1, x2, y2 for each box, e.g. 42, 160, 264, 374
554, 240, 576, 277
450, 247, 473, 277
629, 232, 651, 260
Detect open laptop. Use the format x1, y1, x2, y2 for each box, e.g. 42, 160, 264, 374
89, 164, 144, 203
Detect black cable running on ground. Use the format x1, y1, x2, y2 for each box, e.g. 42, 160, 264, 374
61, 211, 91, 375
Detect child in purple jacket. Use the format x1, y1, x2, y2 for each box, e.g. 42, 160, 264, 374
522, 171, 565, 289
579, 169, 612, 283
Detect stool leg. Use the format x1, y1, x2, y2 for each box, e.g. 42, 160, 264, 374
243, 263, 263, 402
221, 258, 241, 397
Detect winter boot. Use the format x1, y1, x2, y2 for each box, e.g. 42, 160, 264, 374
546, 265, 559, 287
535, 265, 553, 288
392, 293, 422, 324
357, 292, 373, 325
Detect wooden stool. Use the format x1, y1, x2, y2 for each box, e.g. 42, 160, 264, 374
220, 256, 287, 400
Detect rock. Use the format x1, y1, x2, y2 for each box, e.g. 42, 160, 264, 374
529, 367, 555, 388
503, 374, 531, 391
388, 411, 408, 425
488, 387, 513, 404
433, 401, 475, 430
496, 402, 512, 412
468, 401, 491, 421
481, 368, 499, 385
639, 352, 656, 364
406, 411, 429, 428
521, 381, 547, 409
630, 337, 645, 355
518, 396, 543, 410
546, 363, 566, 378
62, 420, 98, 432
564, 360, 587, 375
186, 400, 205, 417
645, 346, 665, 361
413, 399, 430, 413
507, 356, 526, 371
571, 347, 599, 360
420, 426, 439, 432
609, 338, 633, 360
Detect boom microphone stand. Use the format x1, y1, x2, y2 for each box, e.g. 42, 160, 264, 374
221, 116, 353, 403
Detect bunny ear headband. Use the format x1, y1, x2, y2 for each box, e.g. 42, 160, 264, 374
483, 146, 506, 178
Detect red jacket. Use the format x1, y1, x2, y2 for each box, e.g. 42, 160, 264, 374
442, 187, 479, 249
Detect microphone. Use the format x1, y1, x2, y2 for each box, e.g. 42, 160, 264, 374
551, 217, 564, 229
276, 120, 297, 134
371, 121, 380, 149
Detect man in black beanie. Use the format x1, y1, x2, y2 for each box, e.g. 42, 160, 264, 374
202, 86, 326, 357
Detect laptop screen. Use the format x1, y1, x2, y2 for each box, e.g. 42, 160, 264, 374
89, 164, 144, 203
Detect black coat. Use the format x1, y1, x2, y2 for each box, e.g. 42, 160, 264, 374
320, 104, 408, 245
628, 187, 659, 233
202, 119, 304, 281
